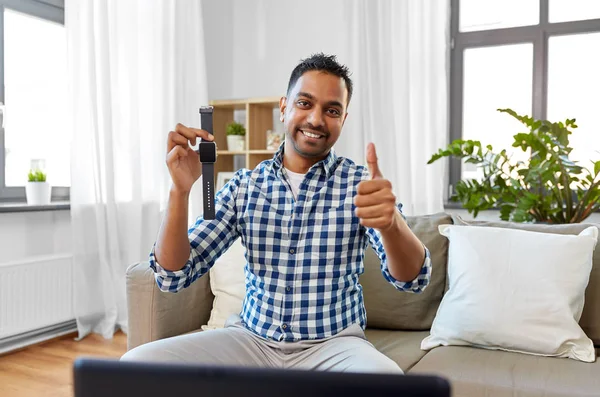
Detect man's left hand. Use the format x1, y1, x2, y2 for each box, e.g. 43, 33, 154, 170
354, 143, 401, 232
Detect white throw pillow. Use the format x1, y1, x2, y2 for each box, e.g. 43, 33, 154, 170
421, 224, 598, 362
201, 239, 246, 330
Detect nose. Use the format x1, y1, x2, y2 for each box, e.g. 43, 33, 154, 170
306, 107, 325, 129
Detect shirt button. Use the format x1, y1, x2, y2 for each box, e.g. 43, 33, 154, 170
286, 286, 291, 292
282, 324, 288, 330
289, 248, 295, 254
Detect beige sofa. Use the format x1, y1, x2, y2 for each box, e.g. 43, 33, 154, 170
126, 212, 600, 396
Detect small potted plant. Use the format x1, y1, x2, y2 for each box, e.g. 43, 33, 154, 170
26, 168, 51, 205
226, 121, 246, 151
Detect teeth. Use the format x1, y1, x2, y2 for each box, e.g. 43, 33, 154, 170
302, 130, 321, 139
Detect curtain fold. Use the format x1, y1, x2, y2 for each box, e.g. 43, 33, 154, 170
338, 0, 450, 215
66, 0, 208, 339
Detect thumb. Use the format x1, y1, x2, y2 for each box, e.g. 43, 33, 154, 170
366, 143, 383, 180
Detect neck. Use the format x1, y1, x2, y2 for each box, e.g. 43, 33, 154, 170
282, 141, 328, 174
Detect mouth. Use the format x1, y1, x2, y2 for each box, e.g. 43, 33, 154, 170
299, 129, 326, 140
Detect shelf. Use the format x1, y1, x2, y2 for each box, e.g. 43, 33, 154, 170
249, 150, 277, 154
217, 150, 276, 156
217, 150, 277, 156
209, 96, 281, 107
217, 151, 246, 155
209, 96, 282, 174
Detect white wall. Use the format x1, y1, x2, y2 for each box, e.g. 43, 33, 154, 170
0, 210, 71, 263
203, 0, 349, 100
202, 0, 234, 101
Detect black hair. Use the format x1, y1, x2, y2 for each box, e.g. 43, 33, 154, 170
286, 53, 353, 105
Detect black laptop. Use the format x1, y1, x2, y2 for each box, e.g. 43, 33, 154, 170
73, 357, 451, 397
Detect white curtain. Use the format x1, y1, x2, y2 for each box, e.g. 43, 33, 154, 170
66, 0, 208, 339
338, 0, 450, 216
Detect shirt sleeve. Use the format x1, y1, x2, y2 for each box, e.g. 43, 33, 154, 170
148, 169, 246, 292
364, 203, 432, 293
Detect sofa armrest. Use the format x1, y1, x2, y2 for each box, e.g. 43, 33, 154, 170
125, 262, 214, 351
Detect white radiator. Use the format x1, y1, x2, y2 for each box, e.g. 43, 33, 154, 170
0, 254, 74, 339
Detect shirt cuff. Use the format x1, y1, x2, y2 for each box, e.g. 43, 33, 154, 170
149, 245, 193, 287
384, 245, 432, 293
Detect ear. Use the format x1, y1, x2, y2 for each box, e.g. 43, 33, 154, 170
279, 96, 287, 122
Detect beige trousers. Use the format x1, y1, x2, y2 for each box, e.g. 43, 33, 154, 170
121, 315, 403, 374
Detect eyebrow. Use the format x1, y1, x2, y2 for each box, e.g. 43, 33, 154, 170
297, 92, 344, 109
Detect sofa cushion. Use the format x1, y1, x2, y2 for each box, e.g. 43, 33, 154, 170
364, 329, 430, 372
202, 239, 246, 330
360, 212, 452, 330
453, 215, 600, 346
410, 345, 600, 397
422, 224, 597, 362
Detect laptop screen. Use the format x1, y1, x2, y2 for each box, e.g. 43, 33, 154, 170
73, 358, 450, 397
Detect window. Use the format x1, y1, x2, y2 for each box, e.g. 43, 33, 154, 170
449, 0, 600, 201
547, 32, 600, 166
0, 0, 67, 202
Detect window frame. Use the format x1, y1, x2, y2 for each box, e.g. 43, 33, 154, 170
448, 0, 600, 206
0, 0, 66, 203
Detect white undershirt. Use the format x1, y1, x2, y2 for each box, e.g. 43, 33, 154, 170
284, 168, 306, 200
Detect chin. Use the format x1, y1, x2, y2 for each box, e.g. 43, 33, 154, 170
295, 143, 329, 158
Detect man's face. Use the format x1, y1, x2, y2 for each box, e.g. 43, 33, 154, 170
280, 70, 348, 159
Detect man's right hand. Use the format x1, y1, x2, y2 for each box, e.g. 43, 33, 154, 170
166, 123, 214, 195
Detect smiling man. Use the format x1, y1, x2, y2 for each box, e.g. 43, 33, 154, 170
122, 53, 431, 374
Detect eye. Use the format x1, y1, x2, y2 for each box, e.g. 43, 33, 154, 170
327, 108, 341, 116
297, 100, 310, 107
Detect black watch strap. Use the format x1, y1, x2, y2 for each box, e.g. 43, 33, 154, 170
200, 108, 213, 135
202, 162, 215, 219
199, 106, 216, 220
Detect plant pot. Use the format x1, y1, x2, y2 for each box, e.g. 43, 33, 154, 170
227, 135, 245, 151
26, 181, 51, 205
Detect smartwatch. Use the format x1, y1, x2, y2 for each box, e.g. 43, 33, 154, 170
199, 106, 217, 220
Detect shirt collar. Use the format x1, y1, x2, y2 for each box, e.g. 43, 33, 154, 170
272, 142, 338, 179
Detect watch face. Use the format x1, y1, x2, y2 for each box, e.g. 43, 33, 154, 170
199, 141, 217, 163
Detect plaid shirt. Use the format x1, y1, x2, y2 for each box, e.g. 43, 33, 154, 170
149, 146, 431, 341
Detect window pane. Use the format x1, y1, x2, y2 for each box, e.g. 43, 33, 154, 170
549, 0, 600, 23
460, 0, 539, 32
547, 33, 600, 169
462, 44, 533, 181
4, 9, 70, 187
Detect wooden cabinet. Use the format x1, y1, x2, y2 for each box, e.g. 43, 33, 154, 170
208, 96, 282, 176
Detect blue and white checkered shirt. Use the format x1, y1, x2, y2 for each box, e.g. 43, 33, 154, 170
149, 146, 431, 341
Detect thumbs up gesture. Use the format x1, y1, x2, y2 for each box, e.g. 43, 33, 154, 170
354, 143, 400, 232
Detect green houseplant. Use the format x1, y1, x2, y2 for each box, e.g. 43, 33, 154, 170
428, 108, 600, 224
26, 168, 51, 205
28, 169, 47, 182
226, 121, 246, 151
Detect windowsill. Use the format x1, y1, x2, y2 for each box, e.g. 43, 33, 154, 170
443, 201, 470, 210
0, 201, 70, 213
443, 201, 600, 214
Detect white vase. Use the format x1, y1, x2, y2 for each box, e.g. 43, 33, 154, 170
227, 135, 245, 151
25, 182, 51, 205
